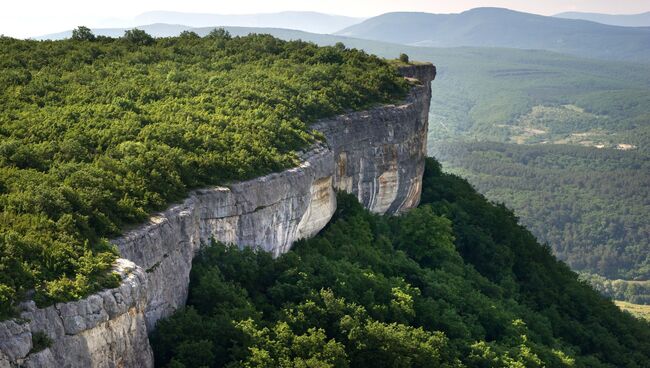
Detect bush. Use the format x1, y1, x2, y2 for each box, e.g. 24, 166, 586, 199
30, 331, 52, 353
399, 53, 410, 63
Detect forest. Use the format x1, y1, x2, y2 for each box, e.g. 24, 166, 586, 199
431, 141, 650, 282
414, 42, 650, 303
151, 158, 650, 368
0, 29, 408, 318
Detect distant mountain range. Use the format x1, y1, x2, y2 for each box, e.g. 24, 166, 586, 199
36, 24, 198, 40
133, 11, 363, 34
554, 11, 650, 27
34, 11, 362, 39
335, 7, 650, 62
35, 7, 650, 63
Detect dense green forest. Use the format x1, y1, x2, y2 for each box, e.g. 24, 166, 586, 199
580, 273, 650, 305
415, 43, 650, 302
0, 29, 408, 318
151, 158, 650, 368
432, 141, 650, 282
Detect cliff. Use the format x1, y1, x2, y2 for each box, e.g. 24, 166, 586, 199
0, 63, 435, 368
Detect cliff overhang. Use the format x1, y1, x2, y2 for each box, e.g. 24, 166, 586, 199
0, 63, 436, 368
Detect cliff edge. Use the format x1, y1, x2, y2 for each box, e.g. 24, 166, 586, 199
0, 63, 435, 368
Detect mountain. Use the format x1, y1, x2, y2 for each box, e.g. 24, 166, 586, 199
134, 11, 363, 34
33, 11, 362, 39
35, 23, 357, 40
555, 11, 650, 27
151, 161, 650, 367
35, 23, 194, 40
335, 7, 650, 62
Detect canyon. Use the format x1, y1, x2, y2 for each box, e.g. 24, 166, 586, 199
0, 63, 435, 368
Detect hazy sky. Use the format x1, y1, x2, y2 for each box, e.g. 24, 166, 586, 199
2, 0, 649, 38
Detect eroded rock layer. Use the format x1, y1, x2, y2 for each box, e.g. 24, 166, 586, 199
0, 64, 435, 368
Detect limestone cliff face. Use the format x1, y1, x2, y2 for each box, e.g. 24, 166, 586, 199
314, 63, 434, 214
115, 146, 336, 332
0, 64, 435, 368
0, 260, 152, 368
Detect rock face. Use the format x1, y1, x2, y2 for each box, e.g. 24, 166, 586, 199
0, 64, 435, 368
0, 260, 152, 368
314, 63, 434, 214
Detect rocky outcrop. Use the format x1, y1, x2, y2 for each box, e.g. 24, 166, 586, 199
0, 260, 152, 368
115, 146, 337, 332
314, 63, 434, 214
0, 63, 435, 368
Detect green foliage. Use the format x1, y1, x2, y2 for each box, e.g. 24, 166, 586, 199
399, 53, 409, 63
207, 28, 232, 40
30, 331, 52, 354
151, 159, 650, 367
432, 141, 650, 284
71, 26, 95, 41
0, 33, 407, 314
412, 43, 650, 302
580, 273, 650, 305
122, 28, 154, 45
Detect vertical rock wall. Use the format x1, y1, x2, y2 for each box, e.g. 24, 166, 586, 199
0, 64, 435, 368
314, 64, 434, 214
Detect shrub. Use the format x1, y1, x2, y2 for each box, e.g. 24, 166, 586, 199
30, 331, 52, 353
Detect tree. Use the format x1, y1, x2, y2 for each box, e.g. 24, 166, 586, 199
399, 53, 410, 63
71, 26, 95, 41
122, 28, 154, 46
207, 28, 232, 40
179, 30, 200, 39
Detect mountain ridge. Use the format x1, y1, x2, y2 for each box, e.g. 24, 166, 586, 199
555, 10, 650, 27
335, 7, 650, 62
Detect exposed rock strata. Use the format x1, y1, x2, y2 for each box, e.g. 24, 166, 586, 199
0, 260, 152, 368
0, 64, 435, 367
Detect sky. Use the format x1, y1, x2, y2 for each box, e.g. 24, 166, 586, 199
2, 0, 649, 38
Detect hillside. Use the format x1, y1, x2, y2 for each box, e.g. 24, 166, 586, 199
151, 158, 650, 367
335, 7, 650, 62
0, 31, 408, 318
555, 11, 650, 27
415, 47, 650, 287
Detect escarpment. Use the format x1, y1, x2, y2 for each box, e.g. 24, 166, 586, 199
0, 63, 435, 368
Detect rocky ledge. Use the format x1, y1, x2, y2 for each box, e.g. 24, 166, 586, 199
0, 63, 435, 368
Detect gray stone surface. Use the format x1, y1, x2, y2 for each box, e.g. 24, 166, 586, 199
0, 64, 435, 367
0, 260, 153, 367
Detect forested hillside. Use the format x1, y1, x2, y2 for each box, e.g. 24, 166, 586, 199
421, 46, 650, 298
151, 158, 650, 368
432, 142, 650, 281
0, 29, 408, 318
